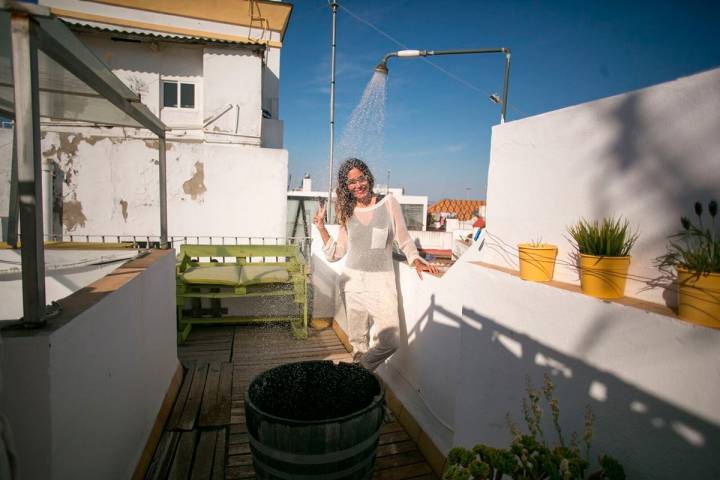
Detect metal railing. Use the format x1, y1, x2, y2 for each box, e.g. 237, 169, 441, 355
12, 234, 313, 263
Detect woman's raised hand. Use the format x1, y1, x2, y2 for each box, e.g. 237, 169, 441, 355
314, 203, 327, 230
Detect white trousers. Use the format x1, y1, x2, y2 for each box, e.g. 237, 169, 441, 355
343, 285, 400, 372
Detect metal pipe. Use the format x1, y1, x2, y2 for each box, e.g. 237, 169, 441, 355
7, 128, 19, 247
202, 103, 233, 128
326, 1, 338, 221
12, 12, 47, 325
159, 136, 168, 248
42, 160, 53, 238
501, 51, 511, 124
375, 47, 512, 123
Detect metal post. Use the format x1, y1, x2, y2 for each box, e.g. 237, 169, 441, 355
159, 136, 168, 248
7, 129, 19, 247
326, 1, 338, 222
500, 51, 511, 124
11, 13, 46, 325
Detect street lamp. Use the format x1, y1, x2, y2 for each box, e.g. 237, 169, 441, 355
374, 48, 512, 123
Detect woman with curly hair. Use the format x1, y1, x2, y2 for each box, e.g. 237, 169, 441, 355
314, 158, 438, 371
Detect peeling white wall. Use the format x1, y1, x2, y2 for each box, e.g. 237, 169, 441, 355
31, 131, 287, 238
481, 68, 720, 305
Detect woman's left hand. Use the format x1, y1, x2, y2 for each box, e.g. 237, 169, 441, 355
413, 259, 439, 279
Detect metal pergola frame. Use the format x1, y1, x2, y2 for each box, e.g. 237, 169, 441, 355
1, 0, 169, 326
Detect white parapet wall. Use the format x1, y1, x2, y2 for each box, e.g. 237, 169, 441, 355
0, 249, 179, 480
385, 244, 720, 479
309, 68, 720, 479
480, 67, 720, 305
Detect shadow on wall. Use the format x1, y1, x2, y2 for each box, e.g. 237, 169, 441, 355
597, 72, 720, 299
396, 294, 720, 479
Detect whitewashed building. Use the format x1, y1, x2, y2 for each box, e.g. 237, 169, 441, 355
1, 0, 293, 241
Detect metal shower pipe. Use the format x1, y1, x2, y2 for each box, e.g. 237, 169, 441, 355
326, 1, 338, 220
374, 48, 512, 123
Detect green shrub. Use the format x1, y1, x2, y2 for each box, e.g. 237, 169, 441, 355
567, 216, 638, 257
443, 375, 625, 480
656, 200, 719, 275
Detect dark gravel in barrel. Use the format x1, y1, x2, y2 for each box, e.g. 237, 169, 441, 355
248, 361, 381, 421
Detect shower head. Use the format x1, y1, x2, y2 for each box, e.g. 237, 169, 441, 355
373, 50, 430, 75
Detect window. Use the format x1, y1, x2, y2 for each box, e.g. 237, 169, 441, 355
162, 80, 195, 109
401, 204, 425, 231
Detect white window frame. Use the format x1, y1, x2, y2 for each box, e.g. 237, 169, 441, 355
161, 78, 198, 111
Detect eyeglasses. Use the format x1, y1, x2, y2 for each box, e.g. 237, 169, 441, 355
346, 175, 368, 187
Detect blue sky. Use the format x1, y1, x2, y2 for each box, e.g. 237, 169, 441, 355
280, 0, 720, 202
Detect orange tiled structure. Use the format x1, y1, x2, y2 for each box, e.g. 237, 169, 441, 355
428, 199, 485, 221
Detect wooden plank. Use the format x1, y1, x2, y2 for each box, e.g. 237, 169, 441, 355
145, 430, 180, 480
189, 430, 217, 480
198, 362, 233, 427
372, 462, 433, 479
211, 429, 226, 480
178, 363, 209, 431
227, 454, 253, 467
226, 465, 256, 479
379, 430, 411, 445
198, 363, 221, 427
167, 365, 196, 431
168, 430, 197, 480
376, 440, 417, 458
374, 450, 426, 470
228, 443, 251, 456
380, 421, 404, 434
216, 362, 233, 425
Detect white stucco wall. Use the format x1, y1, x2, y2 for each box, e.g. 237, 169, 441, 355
385, 243, 720, 479
481, 67, 720, 305
21, 131, 288, 238
309, 68, 720, 479
0, 249, 179, 480
203, 47, 262, 139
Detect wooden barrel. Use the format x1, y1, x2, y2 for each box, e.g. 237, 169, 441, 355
244, 361, 385, 480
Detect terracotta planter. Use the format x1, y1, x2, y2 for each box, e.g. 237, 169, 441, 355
518, 244, 558, 282
579, 254, 631, 300
677, 268, 720, 328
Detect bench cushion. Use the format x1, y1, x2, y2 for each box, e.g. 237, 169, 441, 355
240, 265, 291, 285
181, 264, 291, 286
181, 265, 243, 286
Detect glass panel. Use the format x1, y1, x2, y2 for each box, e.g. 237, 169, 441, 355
162, 81, 177, 108
180, 83, 194, 108
401, 204, 425, 230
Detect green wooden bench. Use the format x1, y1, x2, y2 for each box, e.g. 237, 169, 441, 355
176, 244, 309, 342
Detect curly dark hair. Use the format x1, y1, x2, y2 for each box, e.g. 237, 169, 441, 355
335, 158, 375, 226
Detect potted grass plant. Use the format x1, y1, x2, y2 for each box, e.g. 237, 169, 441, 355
656, 200, 719, 327
567, 216, 638, 299
518, 238, 558, 282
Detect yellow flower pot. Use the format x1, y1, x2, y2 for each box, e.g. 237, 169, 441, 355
579, 254, 631, 300
677, 268, 720, 328
518, 244, 558, 282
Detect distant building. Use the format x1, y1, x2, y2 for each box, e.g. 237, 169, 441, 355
3, 0, 293, 240
287, 176, 428, 238
428, 199, 486, 221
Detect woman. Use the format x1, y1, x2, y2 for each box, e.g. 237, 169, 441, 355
314, 158, 438, 371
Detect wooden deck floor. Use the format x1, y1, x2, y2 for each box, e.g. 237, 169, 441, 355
145, 325, 439, 480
